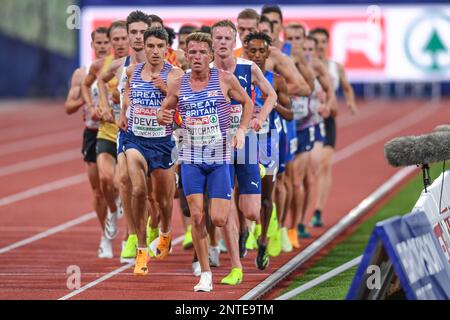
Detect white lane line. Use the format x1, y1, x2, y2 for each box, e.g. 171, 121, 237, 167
58, 235, 185, 300
0, 148, 80, 177
0, 173, 86, 207
0, 129, 81, 156
333, 102, 440, 164
276, 255, 362, 300
240, 166, 417, 300
0, 211, 95, 254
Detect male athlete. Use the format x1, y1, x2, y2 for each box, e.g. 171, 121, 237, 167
158, 32, 253, 292
64, 26, 110, 257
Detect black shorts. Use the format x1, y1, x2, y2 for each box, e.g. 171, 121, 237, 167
324, 116, 336, 148
82, 128, 98, 163
96, 138, 117, 159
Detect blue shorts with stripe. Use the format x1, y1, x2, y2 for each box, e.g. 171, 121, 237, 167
181, 163, 233, 199
230, 132, 261, 195
117, 129, 125, 155
123, 132, 175, 176
296, 125, 315, 154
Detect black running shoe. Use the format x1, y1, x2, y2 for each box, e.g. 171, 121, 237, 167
239, 228, 249, 258
255, 242, 269, 270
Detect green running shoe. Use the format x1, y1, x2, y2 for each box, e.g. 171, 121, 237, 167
120, 234, 137, 263
245, 230, 258, 250
267, 203, 279, 238
221, 268, 243, 285
182, 224, 193, 249
297, 223, 311, 238
146, 219, 159, 257
280, 227, 293, 252
267, 228, 281, 257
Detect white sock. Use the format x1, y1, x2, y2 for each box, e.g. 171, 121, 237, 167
159, 228, 170, 237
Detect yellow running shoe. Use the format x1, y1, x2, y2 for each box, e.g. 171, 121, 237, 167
267, 204, 279, 238
182, 225, 193, 250
120, 234, 137, 263
221, 268, 243, 285
267, 228, 281, 257
156, 232, 172, 260
288, 228, 300, 249
133, 248, 150, 276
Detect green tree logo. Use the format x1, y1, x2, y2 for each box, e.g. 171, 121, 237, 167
423, 29, 448, 70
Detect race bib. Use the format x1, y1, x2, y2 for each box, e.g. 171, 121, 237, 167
290, 137, 298, 154
292, 96, 309, 120
111, 103, 121, 122
185, 114, 222, 147
132, 106, 166, 138
230, 104, 243, 133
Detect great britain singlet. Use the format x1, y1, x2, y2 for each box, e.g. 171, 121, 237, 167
177, 68, 231, 164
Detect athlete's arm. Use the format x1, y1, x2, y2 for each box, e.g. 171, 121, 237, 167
158, 73, 182, 125
81, 61, 102, 121
98, 59, 122, 122
64, 67, 86, 115
338, 62, 357, 114
119, 65, 136, 132
291, 46, 315, 92
220, 70, 253, 149
250, 62, 277, 131
269, 47, 311, 96
273, 75, 293, 120
314, 58, 336, 117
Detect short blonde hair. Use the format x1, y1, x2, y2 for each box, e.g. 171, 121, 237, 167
185, 32, 213, 52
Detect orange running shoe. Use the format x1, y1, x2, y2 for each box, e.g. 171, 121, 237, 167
156, 232, 172, 260
288, 228, 300, 249
133, 249, 150, 276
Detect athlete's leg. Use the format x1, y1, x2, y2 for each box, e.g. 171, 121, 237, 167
291, 153, 310, 228
97, 153, 118, 213
86, 162, 107, 228
282, 162, 294, 226
151, 167, 175, 234
259, 176, 276, 246
187, 193, 210, 273
125, 149, 148, 248
117, 153, 135, 235
274, 173, 286, 223
315, 146, 333, 213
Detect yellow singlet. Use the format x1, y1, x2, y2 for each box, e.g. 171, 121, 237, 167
97, 55, 120, 143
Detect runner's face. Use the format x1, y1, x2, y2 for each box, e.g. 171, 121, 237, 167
178, 33, 190, 52
313, 33, 328, 59
263, 12, 282, 40
302, 39, 316, 63
186, 41, 212, 72
284, 27, 304, 48
258, 22, 273, 42
110, 27, 129, 58
128, 21, 149, 52
212, 26, 236, 58
145, 36, 167, 66
246, 39, 269, 70
91, 32, 110, 59
237, 19, 258, 45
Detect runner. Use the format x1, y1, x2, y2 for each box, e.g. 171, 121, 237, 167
64, 26, 110, 257
294, 35, 335, 239
158, 32, 254, 292
244, 31, 292, 269
211, 20, 277, 283
119, 27, 184, 275
81, 20, 129, 258
96, 11, 152, 263
178, 25, 199, 52
310, 27, 357, 227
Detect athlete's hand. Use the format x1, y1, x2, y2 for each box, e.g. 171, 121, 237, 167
348, 101, 357, 115
102, 106, 114, 123
249, 117, 262, 132
158, 108, 174, 125
90, 106, 101, 121
152, 74, 168, 95
232, 127, 245, 149
119, 113, 128, 131
318, 103, 330, 118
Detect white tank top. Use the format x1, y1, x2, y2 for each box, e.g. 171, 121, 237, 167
83, 65, 100, 129
327, 60, 340, 92
118, 56, 132, 118
310, 78, 324, 125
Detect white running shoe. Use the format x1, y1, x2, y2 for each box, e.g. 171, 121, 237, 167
192, 261, 201, 277
194, 272, 213, 292
104, 211, 118, 240
208, 245, 220, 267
98, 235, 113, 259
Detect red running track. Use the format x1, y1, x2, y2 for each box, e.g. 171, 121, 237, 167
0, 98, 448, 300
